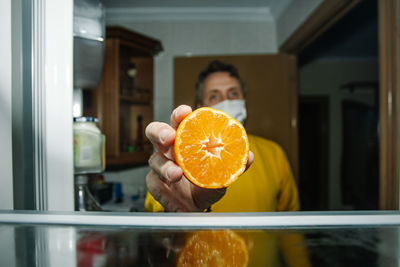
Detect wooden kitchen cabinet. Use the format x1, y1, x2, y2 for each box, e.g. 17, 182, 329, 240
85, 26, 162, 168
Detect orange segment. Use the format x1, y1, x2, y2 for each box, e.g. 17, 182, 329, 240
177, 230, 249, 267
174, 107, 249, 189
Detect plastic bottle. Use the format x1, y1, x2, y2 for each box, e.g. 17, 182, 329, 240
73, 117, 105, 174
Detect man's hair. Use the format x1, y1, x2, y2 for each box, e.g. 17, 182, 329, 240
195, 60, 246, 106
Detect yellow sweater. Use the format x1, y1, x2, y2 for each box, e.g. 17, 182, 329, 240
145, 134, 299, 213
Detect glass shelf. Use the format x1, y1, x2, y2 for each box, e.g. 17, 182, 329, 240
0, 211, 399, 267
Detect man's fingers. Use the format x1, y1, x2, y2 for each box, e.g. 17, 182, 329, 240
145, 105, 192, 159
171, 105, 192, 130
148, 152, 183, 183
145, 122, 175, 158
245, 150, 254, 171
146, 170, 188, 212
145, 122, 175, 146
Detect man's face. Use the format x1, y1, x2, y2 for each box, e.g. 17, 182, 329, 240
200, 71, 244, 107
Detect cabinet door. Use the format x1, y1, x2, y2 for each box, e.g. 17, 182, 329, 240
174, 54, 298, 178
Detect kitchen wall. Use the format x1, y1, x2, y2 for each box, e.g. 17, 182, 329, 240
0, 0, 13, 210
103, 16, 278, 196
299, 58, 378, 210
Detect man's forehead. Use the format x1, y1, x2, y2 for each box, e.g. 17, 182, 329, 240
204, 87, 241, 94
204, 72, 241, 88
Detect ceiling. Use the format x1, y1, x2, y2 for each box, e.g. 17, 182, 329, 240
101, 0, 378, 62
101, 0, 293, 20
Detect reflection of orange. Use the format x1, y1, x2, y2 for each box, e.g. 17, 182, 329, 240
174, 107, 249, 189
177, 230, 249, 267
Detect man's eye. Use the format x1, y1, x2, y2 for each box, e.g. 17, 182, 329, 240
229, 91, 240, 98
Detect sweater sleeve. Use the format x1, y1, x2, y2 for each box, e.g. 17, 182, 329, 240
273, 145, 311, 266
144, 191, 165, 212
275, 145, 300, 212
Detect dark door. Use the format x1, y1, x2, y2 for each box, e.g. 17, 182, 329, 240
299, 96, 329, 211
341, 100, 379, 210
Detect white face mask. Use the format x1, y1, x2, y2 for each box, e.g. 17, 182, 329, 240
211, 99, 247, 125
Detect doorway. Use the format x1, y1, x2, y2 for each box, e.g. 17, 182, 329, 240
299, 96, 329, 211
296, 0, 379, 210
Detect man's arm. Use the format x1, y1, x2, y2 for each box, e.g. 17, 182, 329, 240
145, 105, 254, 212
275, 145, 300, 212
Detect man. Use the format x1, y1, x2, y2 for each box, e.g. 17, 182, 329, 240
144, 60, 310, 267
144, 60, 299, 213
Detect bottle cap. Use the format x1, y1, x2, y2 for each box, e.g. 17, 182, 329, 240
75, 175, 89, 184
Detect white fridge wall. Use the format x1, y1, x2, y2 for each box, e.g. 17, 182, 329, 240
45, 0, 74, 211
0, 0, 13, 210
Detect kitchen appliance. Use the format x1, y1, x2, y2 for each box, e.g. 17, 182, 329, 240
73, 0, 105, 118
73, 0, 105, 90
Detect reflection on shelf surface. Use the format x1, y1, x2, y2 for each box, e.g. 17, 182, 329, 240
0, 219, 398, 266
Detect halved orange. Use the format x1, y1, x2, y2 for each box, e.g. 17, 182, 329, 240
174, 107, 249, 189
177, 230, 249, 267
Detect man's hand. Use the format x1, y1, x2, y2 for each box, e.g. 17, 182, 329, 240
145, 105, 254, 212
